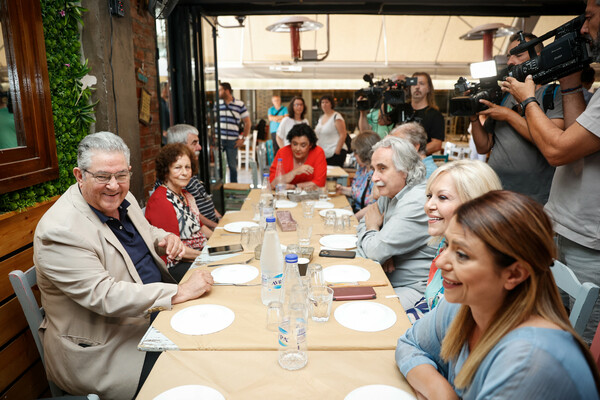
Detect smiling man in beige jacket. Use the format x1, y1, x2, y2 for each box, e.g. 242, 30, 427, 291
34, 132, 213, 399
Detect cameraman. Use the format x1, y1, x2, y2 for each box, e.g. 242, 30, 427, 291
357, 74, 406, 138
357, 99, 394, 138
470, 33, 564, 204
384, 72, 445, 155
504, 0, 600, 344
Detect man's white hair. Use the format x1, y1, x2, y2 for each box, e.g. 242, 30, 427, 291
77, 131, 130, 171
167, 124, 199, 145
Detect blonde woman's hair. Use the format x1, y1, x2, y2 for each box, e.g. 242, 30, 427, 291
426, 160, 502, 204
440, 191, 600, 392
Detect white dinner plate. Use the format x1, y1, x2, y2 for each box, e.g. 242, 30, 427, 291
344, 385, 416, 400
211, 264, 259, 284
153, 385, 225, 400
170, 304, 235, 335
319, 234, 357, 250
334, 302, 397, 332
314, 200, 334, 209
319, 208, 353, 218
223, 221, 259, 233
275, 199, 298, 208
323, 265, 370, 283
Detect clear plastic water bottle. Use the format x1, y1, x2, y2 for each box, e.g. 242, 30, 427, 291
261, 216, 284, 306
278, 302, 308, 371
280, 254, 302, 307
261, 172, 271, 191
274, 158, 287, 200
260, 172, 273, 207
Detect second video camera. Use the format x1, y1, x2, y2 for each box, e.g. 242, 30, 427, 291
355, 74, 417, 111
449, 60, 507, 116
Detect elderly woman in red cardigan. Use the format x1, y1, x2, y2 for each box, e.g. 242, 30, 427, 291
145, 143, 212, 281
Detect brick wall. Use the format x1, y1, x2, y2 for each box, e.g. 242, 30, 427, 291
131, 0, 161, 202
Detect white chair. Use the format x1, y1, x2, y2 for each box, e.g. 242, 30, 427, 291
550, 260, 600, 336
237, 130, 258, 170
444, 141, 457, 158
9, 267, 100, 399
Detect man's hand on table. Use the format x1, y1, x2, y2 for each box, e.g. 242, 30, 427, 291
159, 234, 185, 260
364, 203, 383, 231
382, 258, 395, 274
171, 269, 214, 305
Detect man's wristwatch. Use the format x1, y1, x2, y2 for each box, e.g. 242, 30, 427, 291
518, 97, 539, 116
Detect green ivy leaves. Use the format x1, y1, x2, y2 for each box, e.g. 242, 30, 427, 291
0, 1, 94, 212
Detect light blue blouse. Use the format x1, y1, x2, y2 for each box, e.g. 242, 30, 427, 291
396, 300, 599, 400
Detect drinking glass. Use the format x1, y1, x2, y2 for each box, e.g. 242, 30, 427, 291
286, 244, 300, 256
342, 214, 352, 231
334, 216, 345, 232
306, 263, 324, 289
297, 223, 313, 246
318, 186, 329, 202
240, 227, 251, 248
266, 301, 283, 331
248, 226, 263, 250
302, 200, 315, 219
309, 286, 334, 322
324, 210, 337, 229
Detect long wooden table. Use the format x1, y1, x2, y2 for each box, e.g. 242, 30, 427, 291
139, 189, 414, 396
137, 350, 414, 399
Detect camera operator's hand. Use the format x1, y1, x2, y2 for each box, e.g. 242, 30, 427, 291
378, 103, 393, 126
502, 75, 535, 104
478, 100, 513, 121
357, 96, 368, 114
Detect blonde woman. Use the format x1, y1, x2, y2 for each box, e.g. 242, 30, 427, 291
406, 160, 502, 321
396, 191, 600, 399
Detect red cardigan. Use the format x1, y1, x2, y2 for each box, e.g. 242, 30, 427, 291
269, 145, 327, 187
145, 186, 182, 238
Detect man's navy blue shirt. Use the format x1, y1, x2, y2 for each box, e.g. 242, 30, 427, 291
90, 199, 162, 284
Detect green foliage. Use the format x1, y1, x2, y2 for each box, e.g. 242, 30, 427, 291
0, 1, 94, 212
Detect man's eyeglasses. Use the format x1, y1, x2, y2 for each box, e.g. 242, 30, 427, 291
83, 169, 131, 184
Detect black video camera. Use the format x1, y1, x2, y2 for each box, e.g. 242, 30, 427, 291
508, 14, 592, 85
449, 62, 508, 116
355, 74, 417, 111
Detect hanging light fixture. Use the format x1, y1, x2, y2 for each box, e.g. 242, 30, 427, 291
266, 16, 325, 62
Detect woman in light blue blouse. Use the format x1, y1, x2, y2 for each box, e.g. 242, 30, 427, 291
336, 131, 380, 220
396, 191, 600, 399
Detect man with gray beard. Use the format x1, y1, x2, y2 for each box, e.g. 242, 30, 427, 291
356, 136, 435, 309
504, 0, 600, 343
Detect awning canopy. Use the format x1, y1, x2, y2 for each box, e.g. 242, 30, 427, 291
213, 14, 578, 89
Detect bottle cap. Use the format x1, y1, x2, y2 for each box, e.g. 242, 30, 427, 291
285, 253, 298, 263
263, 173, 269, 177
278, 158, 283, 161
266, 216, 276, 223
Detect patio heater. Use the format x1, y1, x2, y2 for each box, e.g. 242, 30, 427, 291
460, 23, 518, 60
266, 16, 325, 62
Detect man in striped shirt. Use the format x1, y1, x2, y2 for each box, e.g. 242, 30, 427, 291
217, 82, 251, 183
156, 124, 221, 229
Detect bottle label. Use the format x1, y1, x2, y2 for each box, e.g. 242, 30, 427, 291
272, 273, 283, 289
278, 325, 289, 347
261, 273, 283, 289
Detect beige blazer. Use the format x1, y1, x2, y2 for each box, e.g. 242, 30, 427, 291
34, 184, 178, 400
